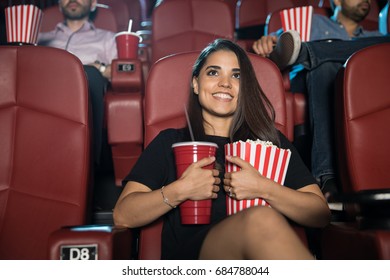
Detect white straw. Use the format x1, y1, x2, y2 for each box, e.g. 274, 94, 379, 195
184, 105, 195, 141
128, 19, 132, 33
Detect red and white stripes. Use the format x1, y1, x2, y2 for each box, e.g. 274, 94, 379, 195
225, 141, 291, 215
5, 5, 43, 45
280, 5, 313, 42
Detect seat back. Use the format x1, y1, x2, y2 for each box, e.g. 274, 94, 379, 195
140, 50, 292, 259
236, 0, 294, 30
97, 0, 144, 33
0, 46, 91, 259
40, 4, 118, 33
98, 0, 134, 32
235, 0, 294, 50
335, 43, 390, 194
150, 0, 234, 65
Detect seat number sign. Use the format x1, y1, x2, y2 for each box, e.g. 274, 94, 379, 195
60, 244, 98, 260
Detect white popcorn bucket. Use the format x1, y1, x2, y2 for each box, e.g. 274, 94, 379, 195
280, 5, 313, 42
225, 141, 291, 215
5, 4, 43, 45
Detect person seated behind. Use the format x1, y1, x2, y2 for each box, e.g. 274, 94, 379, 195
253, 0, 382, 59
38, 0, 117, 79
113, 39, 331, 260
252, 0, 383, 198
38, 0, 118, 165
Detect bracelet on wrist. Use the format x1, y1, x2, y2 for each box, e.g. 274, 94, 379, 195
160, 186, 176, 209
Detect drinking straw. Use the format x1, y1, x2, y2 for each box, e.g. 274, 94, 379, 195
184, 105, 195, 141
128, 19, 133, 33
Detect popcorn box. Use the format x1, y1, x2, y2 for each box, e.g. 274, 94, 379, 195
225, 140, 291, 215
280, 5, 313, 42
5, 5, 43, 45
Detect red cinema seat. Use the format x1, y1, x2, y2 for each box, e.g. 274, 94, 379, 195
321, 43, 390, 259
138, 50, 301, 259
0, 45, 132, 260
0, 45, 91, 259
150, 0, 235, 65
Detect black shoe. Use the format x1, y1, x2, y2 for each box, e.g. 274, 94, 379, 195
321, 177, 339, 201
269, 30, 301, 71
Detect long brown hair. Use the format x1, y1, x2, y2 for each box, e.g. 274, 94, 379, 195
187, 39, 280, 146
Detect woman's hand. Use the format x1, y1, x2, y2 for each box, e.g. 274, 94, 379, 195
223, 155, 276, 200
178, 156, 220, 201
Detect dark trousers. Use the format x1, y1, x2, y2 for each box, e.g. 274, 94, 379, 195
290, 36, 390, 181
83, 65, 107, 165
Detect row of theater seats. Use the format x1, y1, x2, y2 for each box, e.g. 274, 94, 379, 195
1, 42, 389, 259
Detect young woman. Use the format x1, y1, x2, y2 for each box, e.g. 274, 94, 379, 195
113, 39, 331, 260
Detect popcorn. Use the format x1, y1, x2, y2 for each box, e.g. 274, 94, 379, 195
280, 5, 313, 42
225, 139, 291, 215
5, 5, 43, 45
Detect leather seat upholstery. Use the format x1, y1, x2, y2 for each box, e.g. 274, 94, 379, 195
321, 43, 390, 259
0, 46, 91, 259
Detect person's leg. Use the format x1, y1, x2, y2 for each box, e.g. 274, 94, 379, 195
301, 36, 390, 70
199, 207, 313, 260
269, 34, 390, 71
83, 65, 107, 165
305, 61, 343, 196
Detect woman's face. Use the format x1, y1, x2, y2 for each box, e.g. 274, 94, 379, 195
192, 50, 240, 120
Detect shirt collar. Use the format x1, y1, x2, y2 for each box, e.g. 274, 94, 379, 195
55, 20, 96, 34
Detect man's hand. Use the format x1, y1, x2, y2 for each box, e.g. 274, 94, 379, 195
252, 35, 278, 57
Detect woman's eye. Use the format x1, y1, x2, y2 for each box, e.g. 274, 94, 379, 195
207, 70, 218, 76
232, 73, 240, 79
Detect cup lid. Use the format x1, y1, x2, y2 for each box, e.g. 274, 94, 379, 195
114, 31, 143, 42
172, 141, 218, 148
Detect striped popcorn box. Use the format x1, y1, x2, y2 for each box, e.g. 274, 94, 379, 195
5, 4, 43, 45
225, 140, 291, 215
280, 5, 313, 42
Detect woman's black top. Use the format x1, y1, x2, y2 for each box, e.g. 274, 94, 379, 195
123, 128, 317, 259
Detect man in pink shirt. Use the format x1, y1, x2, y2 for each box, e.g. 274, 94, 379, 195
39, 0, 118, 165
38, 0, 117, 79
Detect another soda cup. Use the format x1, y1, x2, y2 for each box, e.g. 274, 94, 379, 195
172, 141, 218, 224
115, 31, 142, 59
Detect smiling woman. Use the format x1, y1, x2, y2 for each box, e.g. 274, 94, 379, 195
192, 50, 240, 126
113, 39, 331, 260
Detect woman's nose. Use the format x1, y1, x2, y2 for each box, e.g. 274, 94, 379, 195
218, 76, 232, 88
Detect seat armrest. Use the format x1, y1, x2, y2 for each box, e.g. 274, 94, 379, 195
110, 59, 143, 92
331, 189, 390, 229
48, 225, 133, 260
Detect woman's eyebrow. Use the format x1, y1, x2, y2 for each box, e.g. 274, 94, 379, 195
205, 65, 221, 70
205, 65, 240, 72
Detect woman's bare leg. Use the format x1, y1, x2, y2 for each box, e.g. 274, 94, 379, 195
199, 206, 314, 260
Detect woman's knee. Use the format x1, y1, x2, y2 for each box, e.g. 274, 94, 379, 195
239, 206, 289, 238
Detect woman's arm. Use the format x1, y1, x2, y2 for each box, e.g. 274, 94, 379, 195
223, 156, 331, 228
113, 156, 220, 228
